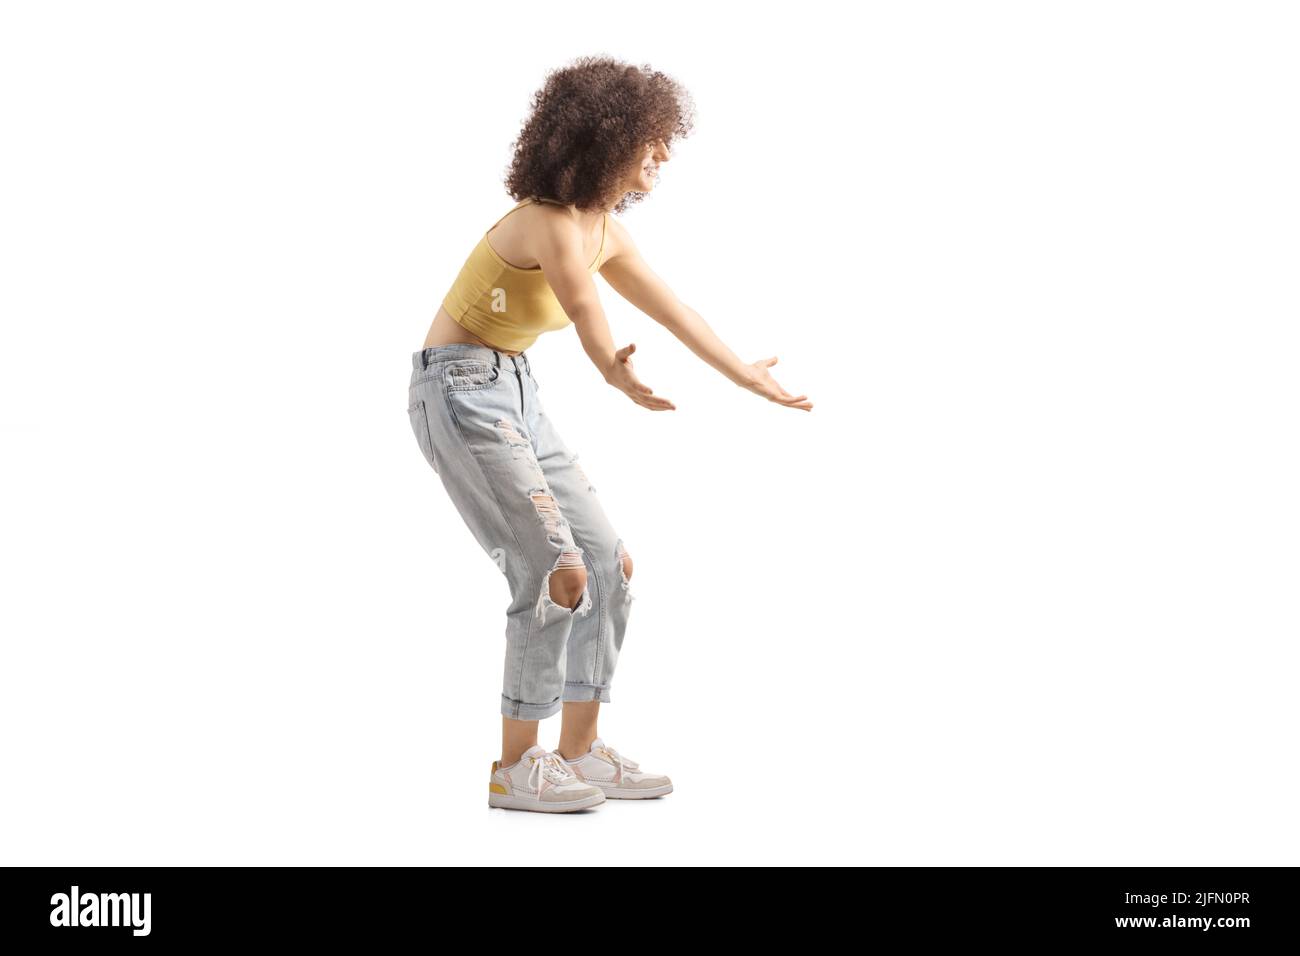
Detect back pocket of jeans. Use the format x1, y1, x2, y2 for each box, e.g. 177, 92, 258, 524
407, 398, 438, 473
444, 360, 501, 391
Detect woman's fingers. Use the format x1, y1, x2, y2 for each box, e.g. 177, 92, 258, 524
609, 351, 673, 408
748, 361, 810, 409
622, 368, 657, 395
766, 373, 807, 404
763, 383, 812, 409
632, 389, 676, 410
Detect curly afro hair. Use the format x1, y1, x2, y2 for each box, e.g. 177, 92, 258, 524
503, 55, 696, 215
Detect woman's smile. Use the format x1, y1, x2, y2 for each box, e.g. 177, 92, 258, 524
636, 138, 669, 188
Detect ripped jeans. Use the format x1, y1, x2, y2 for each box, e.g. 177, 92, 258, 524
407, 344, 634, 720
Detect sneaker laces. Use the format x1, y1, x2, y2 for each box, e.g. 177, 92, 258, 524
595, 744, 640, 777
527, 752, 576, 793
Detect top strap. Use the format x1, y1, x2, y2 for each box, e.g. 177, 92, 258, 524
484, 197, 535, 234
592, 212, 608, 268
485, 197, 608, 266
485, 195, 575, 232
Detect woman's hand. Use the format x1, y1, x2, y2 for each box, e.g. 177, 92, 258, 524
740, 356, 813, 411
605, 343, 676, 411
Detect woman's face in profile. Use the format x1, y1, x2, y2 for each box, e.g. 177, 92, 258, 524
626, 138, 671, 194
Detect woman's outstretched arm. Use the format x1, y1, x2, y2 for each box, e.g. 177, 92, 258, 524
598, 218, 813, 412
532, 205, 676, 411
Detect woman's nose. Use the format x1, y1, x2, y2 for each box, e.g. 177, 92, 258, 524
655, 139, 671, 161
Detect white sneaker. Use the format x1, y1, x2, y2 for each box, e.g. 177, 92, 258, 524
488, 744, 607, 812
552, 738, 674, 799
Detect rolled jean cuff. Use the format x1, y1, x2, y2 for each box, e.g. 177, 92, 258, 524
562, 681, 611, 703
500, 694, 563, 721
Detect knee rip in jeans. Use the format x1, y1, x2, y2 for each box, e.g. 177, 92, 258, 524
536, 551, 592, 620
616, 539, 635, 600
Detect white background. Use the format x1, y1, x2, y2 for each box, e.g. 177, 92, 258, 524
2, 1, 1297, 866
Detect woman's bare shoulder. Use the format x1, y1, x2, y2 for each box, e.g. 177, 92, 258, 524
598, 214, 638, 267
486, 199, 579, 267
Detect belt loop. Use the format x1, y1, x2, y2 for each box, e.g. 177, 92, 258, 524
492, 350, 501, 369
522, 351, 531, 375
421, 348, 430, 370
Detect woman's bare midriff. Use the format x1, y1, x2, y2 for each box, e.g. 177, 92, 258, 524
422, 304, 522, 356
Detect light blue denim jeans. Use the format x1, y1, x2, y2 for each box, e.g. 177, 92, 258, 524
407, 344, 634, 720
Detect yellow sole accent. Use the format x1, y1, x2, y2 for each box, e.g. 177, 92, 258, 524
489, 782, 508, 795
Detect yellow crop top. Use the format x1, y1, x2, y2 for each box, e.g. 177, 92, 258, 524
441, 197, 607, 352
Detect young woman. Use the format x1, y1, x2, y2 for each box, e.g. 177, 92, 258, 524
407, 56, 812, 813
